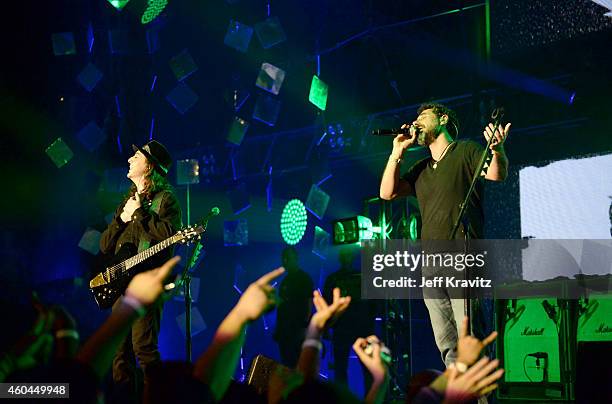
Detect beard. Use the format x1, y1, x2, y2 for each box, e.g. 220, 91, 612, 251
417, 126, 439, 146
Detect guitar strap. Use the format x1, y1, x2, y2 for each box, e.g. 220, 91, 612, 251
137, 191, 166, 253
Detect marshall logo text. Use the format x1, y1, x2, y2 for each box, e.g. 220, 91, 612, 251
521, 327, 545, 336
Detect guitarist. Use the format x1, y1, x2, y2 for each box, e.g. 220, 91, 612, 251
99, 140, 181, 399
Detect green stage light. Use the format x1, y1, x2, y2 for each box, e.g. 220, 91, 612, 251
332, 216, 379, 245
141, 0, 168, 24
409, 214, 419, 241
107, 0, 130, 10
309, 75, 328, 111
280, 199, 308, 245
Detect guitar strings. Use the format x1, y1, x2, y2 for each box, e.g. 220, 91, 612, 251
104, 236, 177, 281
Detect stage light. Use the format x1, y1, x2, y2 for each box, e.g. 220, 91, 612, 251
324, 123, 351, 152
141, 0, 168, 24
309, 75, 328, 111
106, 0, 168, 25
107, 0, 130, 11
332, 216, 380, 245
409, 214, 419, 241
280, 199, 308, 245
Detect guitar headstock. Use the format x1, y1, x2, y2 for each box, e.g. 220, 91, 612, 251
178, 225, 205, 244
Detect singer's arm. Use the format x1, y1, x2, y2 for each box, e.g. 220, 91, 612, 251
380, 133, 416, 200
380, 155, 413, 200
485, 149, 508, 182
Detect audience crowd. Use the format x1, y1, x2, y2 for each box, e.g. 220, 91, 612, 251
0, 257, 503, 403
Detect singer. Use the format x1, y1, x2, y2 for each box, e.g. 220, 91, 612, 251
379, 103, 511, 368
99, 140, 182, 400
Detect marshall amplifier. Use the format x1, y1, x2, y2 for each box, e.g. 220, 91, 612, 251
496, 297, 574, 401
577, 295, 612, 342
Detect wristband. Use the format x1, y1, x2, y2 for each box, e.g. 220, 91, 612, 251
302, 338, 323, 351
389, 155, 402, 164
122, 295, 146, 317
55, 329, 79, 340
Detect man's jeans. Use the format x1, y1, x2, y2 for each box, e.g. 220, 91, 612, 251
422, 262, 466, 367
424, 295, 464, 367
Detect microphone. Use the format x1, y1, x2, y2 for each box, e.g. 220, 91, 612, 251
371, 125, 419, 136
202, 207, 220, 223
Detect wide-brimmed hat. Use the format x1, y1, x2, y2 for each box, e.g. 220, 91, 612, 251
132, 140, 172, 177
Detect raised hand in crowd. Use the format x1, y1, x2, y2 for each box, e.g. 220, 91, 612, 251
193, 267, 285, 402
443, 357, 504, 403
308, 288, 351, 338
297, 287, 351, 381
353, 336, 389, 404
125, 255, 179, 305
419, 316, 502, 403
233, 267, 284, 322
77, 256, 180, 381
456, 317, 498, 367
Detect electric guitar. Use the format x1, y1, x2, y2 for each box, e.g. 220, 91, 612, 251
89, 225, 204, 309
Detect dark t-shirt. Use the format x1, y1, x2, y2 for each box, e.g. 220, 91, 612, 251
402, 140, 485, 240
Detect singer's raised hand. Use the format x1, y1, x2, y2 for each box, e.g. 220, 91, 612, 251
483, 122, 511, 152
392, 124, 417, 155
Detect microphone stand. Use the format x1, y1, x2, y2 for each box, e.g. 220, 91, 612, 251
449, 107, 504, 334
180, 218, 207, 363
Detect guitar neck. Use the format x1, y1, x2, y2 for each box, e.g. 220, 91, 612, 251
124, 234, 181, 270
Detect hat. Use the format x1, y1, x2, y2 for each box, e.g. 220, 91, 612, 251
132, 140, 172, 177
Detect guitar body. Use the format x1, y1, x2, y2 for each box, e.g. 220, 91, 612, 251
89, 224, 205, 310
90, 243, 163, 309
